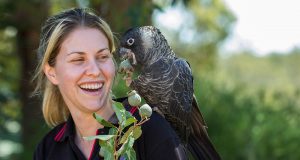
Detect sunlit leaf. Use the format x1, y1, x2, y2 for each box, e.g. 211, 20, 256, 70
117, 134, 135, 156
109, 127, 118, 135
101, 144, 114, 160
124, 148, 137, 160
99, 140, 114, 160
122, 117, 137, 128
112, 101, 126, 123
132, 126, 142, 140
93, 113, 116, 128
125, 110, 134, 119
83, 135, 115, 141
120, 126, 134, 144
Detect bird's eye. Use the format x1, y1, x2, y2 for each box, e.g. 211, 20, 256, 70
127, 38, 135, 46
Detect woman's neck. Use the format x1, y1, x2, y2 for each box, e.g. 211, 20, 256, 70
69, 101, 115, 158
71, 102, 115, 137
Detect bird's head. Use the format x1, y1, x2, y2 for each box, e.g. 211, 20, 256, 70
117, 26, 174, 67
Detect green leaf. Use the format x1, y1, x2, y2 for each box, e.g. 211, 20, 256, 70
112, 101, 126, 123
100, 144, 114, 160
83, 135, 115, 141
99, 140, 113, 150
125, 110, 134, 119
108, 127, 118, 135
107, 128, 117, 154
122, 117, 137, 128
120, 126, 134, 144
124, 148, 137, 160
99, 140, 114, 160
117, 134, 135, 156
132, 126, 142, 140
93, 113, 116, 128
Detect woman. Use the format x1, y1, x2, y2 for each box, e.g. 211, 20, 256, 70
33, 8, 187, 160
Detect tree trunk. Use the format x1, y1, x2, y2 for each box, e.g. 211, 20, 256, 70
17, 29, 44, 159
12, 1, 49, 159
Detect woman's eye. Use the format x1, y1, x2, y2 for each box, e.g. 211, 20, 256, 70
74, 58, 84, 61
71, 58, 84, 63
97, 55, 110, 61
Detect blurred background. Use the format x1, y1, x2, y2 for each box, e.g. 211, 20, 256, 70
0, 0, 299, 159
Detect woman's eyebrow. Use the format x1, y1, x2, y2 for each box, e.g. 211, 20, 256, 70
67, 51, 85, 56
67, 48, 110, 56
97, 48, 110, 53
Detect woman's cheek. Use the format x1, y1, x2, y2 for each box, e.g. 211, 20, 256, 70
63, 66, 85, 82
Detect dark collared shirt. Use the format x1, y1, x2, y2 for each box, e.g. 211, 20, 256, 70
34, 100, 187, 160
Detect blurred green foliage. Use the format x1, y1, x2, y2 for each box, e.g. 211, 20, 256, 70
0, 0, 299, 160
195, 50, 300, 159
0, 27, 20, 116
0, 27, 22, 159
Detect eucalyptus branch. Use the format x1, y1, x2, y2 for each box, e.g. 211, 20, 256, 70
136, 118, 150, 126
85, 90, 152, 160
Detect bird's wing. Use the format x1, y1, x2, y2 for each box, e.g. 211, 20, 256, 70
132, 58, 194, 140
167, 58, 194, 141
169, 58, 193, 112
130, 58, 175, 109
170, 59, 221, 159
131, 57, 221, 159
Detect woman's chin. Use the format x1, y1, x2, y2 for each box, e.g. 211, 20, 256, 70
82, 101, 107, 113
85, 105, 103, 113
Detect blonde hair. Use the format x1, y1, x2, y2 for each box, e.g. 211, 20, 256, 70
33, 8, 115, 127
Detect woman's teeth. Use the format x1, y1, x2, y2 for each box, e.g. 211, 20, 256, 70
80, 83, 103, 90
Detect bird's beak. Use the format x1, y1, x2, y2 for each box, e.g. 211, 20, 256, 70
117, 47, 137, 65
117, 47, 131, 60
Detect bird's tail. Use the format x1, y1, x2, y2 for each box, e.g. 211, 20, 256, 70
187, 95, 221, 160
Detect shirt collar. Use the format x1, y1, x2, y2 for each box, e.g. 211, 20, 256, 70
54, 116, 75, 142
55, 97, 135, 143
55, 115, 117, 142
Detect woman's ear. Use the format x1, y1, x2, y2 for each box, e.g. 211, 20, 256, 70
44, 63, 59, 85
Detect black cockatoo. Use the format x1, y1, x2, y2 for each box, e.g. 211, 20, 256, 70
116, 26, 220, 160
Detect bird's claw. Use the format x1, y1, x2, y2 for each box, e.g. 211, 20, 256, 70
123, 71, 133, 87
125, 77, 132, 87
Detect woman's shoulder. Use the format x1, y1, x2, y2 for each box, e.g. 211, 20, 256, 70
141, 111, 180, 143
40, 122, 67, 144
34, 122, 67, 159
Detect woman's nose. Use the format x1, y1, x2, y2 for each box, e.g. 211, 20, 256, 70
85, 59, 101, 77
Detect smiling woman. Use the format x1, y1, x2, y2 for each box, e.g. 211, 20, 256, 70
45, 27, 115, 114
33, 8, 189, 160
33, 8, 116, 159
33, 8, 115, 128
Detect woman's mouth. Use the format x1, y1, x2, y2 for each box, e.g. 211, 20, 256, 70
79, 83, 103, 95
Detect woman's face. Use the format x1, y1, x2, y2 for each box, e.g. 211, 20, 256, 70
45, 27, 115, 114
